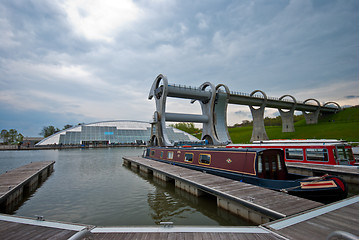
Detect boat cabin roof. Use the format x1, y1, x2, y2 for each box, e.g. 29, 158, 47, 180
149, 146, 279, 154
228, 139, 349, 147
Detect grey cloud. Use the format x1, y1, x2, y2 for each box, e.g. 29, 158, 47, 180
344, 95, 359, 99
1, 0, 359, 136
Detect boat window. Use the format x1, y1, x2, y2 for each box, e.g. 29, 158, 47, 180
264, 159, 270, 179
336, 146, 354, 161
265, 161, 269, 171
346, 148, 354, 161
272, 159, 276, 172
337, 147, 345, 159
306, 149, 328, 162
160, 151, 163, 158
285, 148, 304, 160
258, 155, 262, 173
199, 154, 211, 165
167, 151, 174, 159
277, 154, 282, 171
333, 149, 337, 161
185, 153, 193, 162
151, 150, 155, 156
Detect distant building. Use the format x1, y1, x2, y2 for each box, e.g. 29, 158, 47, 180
36, 120, 198, 146
23, 137, 44, 147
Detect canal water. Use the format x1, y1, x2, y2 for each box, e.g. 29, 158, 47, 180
0, 148, 252, 226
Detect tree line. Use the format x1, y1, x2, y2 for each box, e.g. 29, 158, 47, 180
230, 115, 305, 128
0, 124, 78, 145
0, 129, 23, 145
169, 123, 201, 135
40, 124, 74, 138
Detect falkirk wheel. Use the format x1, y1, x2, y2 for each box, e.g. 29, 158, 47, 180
148, 74, 341, 146
148, 74, 231, 146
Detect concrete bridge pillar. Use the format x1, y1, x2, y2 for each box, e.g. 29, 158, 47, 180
302, 98, 321, 124
278, 95, 297, 132
249, 90, 269, 142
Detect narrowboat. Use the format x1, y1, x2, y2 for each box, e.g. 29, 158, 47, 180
226, 139, 357, 166
144, 146, 348, 202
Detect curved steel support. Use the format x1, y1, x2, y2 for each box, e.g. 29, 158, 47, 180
278, 95, 297, 132
198, 82, 218, 145
148, 74, 173, 146
323, 101, 341, 112
213, 84, 232, 144
249, 90, 268, 142
148, 75, 343, 145
303, 98, 321, 124
149, 75, 231, 146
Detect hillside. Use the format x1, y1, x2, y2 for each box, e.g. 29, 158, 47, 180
228, 106, 359, 143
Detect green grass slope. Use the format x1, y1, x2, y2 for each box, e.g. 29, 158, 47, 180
229, 107, 359, 143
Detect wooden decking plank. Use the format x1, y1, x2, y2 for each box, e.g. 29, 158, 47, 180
222, 185, 266, 197
122, 232, 136, 240
0, 213, 92, 240
211, 181, 247, 190
313, 205, 358, 229
124, 156, 325, 222
183, 174, 217, 183
0, 221, 77, 240
287, 162, 359, 175
266, 197, 359, 240
0, 161, 55, 213
0, 162, 54, 189
91, 232, 283, 240
194, 177, 231, 187
212, 184, 321, 217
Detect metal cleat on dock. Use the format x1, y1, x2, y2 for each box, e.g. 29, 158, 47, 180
160, 222, 174, 228
35, 215, 44, 221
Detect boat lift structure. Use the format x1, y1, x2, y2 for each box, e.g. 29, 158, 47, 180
148, 74, 341, 146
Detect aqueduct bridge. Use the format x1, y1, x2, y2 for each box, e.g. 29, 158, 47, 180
149, 74, 340, 146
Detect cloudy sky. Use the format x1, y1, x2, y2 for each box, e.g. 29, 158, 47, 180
1, 0, 358, 136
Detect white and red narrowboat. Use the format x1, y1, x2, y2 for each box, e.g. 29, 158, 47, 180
226, 139, 357, 166
144, 146, 348, 202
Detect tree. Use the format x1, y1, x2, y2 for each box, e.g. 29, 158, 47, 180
169, 123, 200, 135
1, 129, 9, 144
8, 129, 18, 143
40, 126, 60, 138
16, 133, 24, 143
1, 129, 23, 144
63, 124, 73, 130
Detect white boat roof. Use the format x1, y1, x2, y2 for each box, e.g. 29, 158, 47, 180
228, 139, 349, 147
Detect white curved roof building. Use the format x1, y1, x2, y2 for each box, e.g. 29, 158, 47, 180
36, 120, 199, 146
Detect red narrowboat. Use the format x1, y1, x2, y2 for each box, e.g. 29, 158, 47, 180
226, 139, 357, 166
144, 146, 348, 202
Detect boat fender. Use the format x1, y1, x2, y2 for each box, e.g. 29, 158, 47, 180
326, 176, 346, 192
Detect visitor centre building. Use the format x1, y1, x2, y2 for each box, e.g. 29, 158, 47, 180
36, 120, 198, 146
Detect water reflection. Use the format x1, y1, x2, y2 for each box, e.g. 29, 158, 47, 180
129, 166, 251, 226
148, 188, 192, 224
0, 148, 252, 226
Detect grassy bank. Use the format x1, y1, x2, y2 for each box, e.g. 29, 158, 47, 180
228, 107, 359, 143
